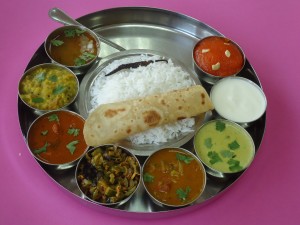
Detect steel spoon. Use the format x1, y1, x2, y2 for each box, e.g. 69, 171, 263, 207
48, 8, 126, 52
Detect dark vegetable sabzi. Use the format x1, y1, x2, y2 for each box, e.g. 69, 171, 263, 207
77, 145, 140, 204
105, 59, 168, 76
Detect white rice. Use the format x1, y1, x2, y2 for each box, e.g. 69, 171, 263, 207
89, 54, 196, 145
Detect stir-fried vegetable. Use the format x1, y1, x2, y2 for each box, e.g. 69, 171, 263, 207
77, 145, 140, 204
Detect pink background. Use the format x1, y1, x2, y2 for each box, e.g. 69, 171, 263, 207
1, 0, 299, 224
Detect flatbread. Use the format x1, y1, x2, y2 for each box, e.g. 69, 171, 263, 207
83, 85, 214, 146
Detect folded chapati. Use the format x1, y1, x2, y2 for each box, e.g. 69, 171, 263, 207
83, 85, 214, 146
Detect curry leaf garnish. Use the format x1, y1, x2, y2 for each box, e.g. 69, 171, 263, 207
176, 153, 194, 164
51, 39, 64, 46
220, 150, 235, 158
176, 187, 191, 201
68, 128, 80, 137
41, 130, 48, 136
32, 97, 44, 103
66, 140, 79, 155
216, 121, 226, 132
143, 173, 154, 183
208, 151, 223, 164
53, 85, 66, 95
227, 158, 243, 172
48, 114, 59, 122
48, 75, 58, 82
204, 137, 213, 149
33, 142, 49, 154
35, 72, 46, 82
228, 140, 240, 150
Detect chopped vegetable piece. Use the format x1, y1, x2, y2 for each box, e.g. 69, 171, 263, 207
48, 75, 58, 82
201, 49, 210, 53
35, 72, 46, 82
53, 85, 66, 95
32, 97, 44, 103
212, 62, 220, 70
225, 50, 231, 57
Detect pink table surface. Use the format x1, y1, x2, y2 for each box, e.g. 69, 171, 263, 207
1, 0, 299, 224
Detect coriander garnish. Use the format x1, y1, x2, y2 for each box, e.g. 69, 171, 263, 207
227, 158, 243, 172
66, 140, 79, 155
68, 128, 80, 137
216, 121, 226, 132
50, 39, 64, 46
64, 29, 85, 38
176, 153, 194, 164
220, 149, 235, 158
74, 52, 96, 66
204, 137, 213, 149
176, 187, 191, 201
41, 130, 48, 136
33, 142, 49, 154
208, 151, 223, 164
143, 173, 154, 183
48, 114, 59, 122
228, 140, 240, 150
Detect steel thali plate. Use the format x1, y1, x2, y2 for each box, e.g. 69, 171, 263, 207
18, 7, 266, 213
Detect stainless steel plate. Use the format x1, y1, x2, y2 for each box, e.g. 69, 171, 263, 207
18, 7, 266, 214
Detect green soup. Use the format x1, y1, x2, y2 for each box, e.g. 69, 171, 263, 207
194, 120, 255, 173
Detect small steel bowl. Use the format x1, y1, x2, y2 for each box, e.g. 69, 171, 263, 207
18, 63, 79, 115
142, 147, 206, 208
193, 119, 255, 179
193, 36, 246, 85
75, 145, 141, 206
44, 25, 100, 75
210, 77, 267, 127
26, 110, 88, 170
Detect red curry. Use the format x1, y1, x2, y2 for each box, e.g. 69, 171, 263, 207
193, 36, 244, 77
27, 110, 87, 165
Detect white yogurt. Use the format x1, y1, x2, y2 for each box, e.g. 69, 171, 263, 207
211, 77, 267, 123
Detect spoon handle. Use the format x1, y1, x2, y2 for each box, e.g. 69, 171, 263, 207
48, 8, 126, 51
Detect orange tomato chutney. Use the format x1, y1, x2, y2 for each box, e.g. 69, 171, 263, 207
27, 110, 88, 165
143, 148, 206, 206
193, 36, 244, 77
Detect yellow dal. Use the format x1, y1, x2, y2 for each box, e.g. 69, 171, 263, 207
194, 120, 254, 173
